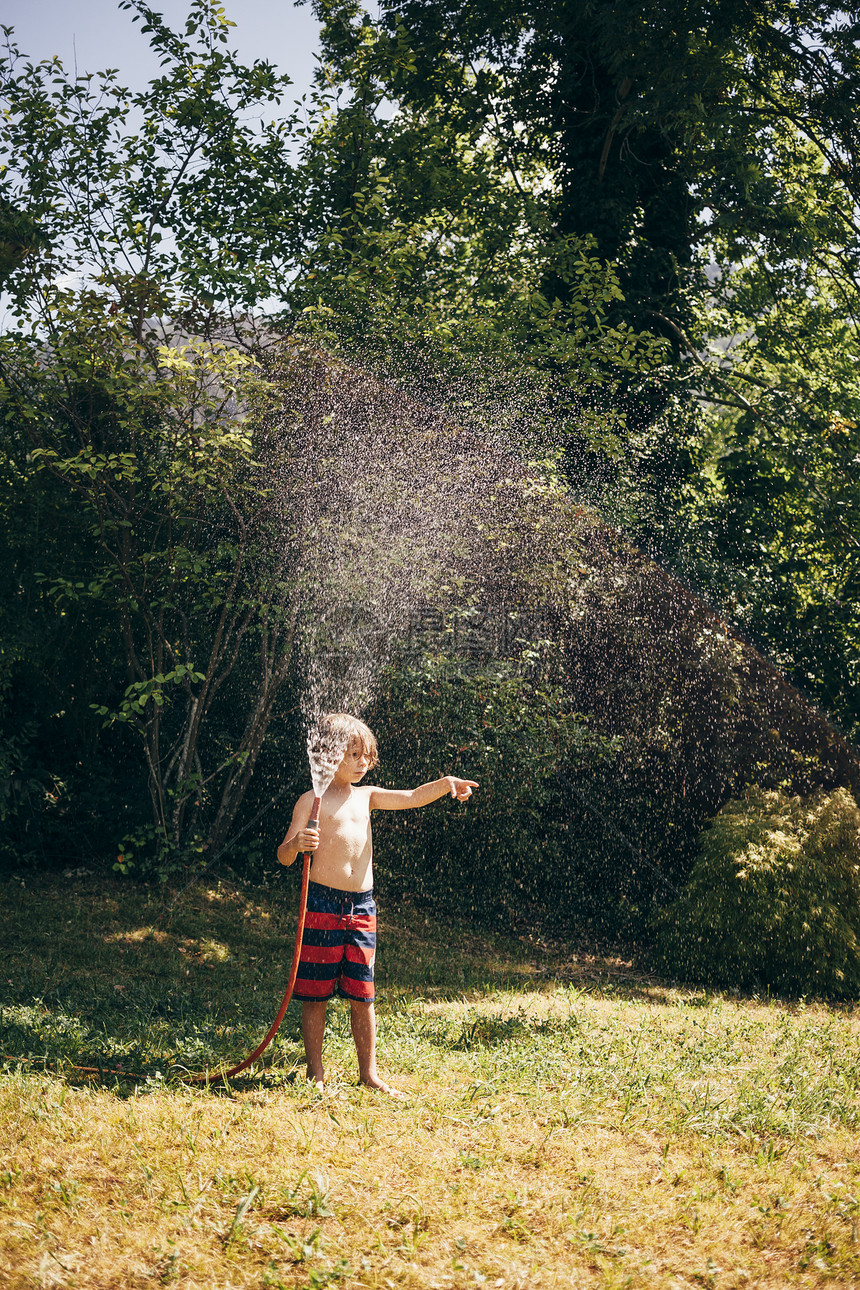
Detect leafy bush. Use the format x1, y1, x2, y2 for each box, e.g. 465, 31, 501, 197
367, 636, 621, 919
654, 786, 860, 998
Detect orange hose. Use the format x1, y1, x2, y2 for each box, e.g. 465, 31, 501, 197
190, 795, 320, 1085
8, 849, 314, 1088
4, 803, 321, 1089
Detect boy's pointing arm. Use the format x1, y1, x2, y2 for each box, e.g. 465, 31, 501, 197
369, 777, 478, 811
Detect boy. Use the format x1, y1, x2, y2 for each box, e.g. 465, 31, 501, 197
277, 713, 477, 1095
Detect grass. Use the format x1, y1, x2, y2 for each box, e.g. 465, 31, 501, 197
2, 871, 860, 1288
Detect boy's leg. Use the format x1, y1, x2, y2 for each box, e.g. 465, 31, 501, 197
301, 1000, 328, 1087
349, 999, 403, 1096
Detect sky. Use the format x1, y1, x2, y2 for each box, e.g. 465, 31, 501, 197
3, 0, 323, 97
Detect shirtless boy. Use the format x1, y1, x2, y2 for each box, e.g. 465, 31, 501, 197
277, 713, 477, 1094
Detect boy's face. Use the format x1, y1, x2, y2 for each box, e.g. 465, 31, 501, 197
338, 737, 372, 784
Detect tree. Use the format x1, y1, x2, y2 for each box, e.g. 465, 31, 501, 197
3, 0, 858, 894
359, 1, 859, 350
0, 3, 314, 870
300, 0, 860, 733
282, 0, 662, 453
1, 291, 303, 869
0, 2, 303, 328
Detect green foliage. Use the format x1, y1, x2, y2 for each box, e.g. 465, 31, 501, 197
305, 0, 860, 732
364, 0, 860, 365
2, 0, 858, 957
288, 1, 662, 446
0, 288, 304, 872
113, 820, 207, 882
655, 787, 860, 999
369, 633, 621, 913
0, 720, 55, 833
0, 4, 331, 869
669, 300, 860, 736
0, 2, 303, 320
0, 0, 651, 885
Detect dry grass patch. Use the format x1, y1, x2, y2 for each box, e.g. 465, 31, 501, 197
2, 875, 860, 1287
2, 1072, 859, 1288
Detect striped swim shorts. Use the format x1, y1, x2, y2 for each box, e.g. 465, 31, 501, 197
293, 881, 377, 1003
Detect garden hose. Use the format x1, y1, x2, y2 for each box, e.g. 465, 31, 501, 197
189, 794, 320, 1086
4, 806, 320, 1088
2, 800, 322, 1088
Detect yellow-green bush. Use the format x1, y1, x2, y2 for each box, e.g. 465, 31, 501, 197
654, 787, 860, 998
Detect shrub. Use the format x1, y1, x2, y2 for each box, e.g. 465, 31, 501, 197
654, 786, 860, 998
367, 638, 621, 918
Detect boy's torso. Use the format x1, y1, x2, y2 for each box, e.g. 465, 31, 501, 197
308, 784, 374, 892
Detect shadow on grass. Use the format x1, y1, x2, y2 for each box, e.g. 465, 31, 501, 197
1, 872, 310, 1088
0, 872, 741, 1092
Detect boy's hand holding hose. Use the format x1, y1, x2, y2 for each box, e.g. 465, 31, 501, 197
276, 806, 321, 866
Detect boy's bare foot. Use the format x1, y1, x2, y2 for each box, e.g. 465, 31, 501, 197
305, 1068, 325, 1093
360, 1075, 406, 1099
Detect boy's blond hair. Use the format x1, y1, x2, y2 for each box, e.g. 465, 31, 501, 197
320, 712, 379, 769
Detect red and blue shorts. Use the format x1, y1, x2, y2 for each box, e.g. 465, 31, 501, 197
293, 882, 377, 1003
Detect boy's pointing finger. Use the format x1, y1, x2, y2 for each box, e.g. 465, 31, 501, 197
451, 779, 479, 798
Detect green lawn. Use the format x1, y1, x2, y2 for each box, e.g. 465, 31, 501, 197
2, 872, 859, 1288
